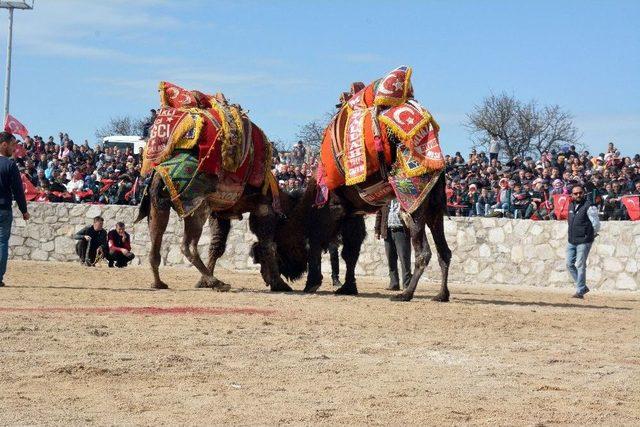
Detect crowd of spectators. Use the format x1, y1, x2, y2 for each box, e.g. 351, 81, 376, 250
14, 132, 146, 205
12, 130, 639, 222
272, 140, 317, 193
444, 142, 640, 221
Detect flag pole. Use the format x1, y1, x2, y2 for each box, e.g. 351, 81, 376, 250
3, 7, 12, 120
0, 1, 35, 121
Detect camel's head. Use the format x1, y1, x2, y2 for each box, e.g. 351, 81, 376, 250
266, 183, 318, 281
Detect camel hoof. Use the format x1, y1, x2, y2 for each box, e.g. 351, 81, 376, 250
152, 281, 169, 290
212, 280, 231, 292
271, 280, 293, 292
196, 277, 231, 292
335, 284, 358, 296
390, 292, 413, 302
195, 278, 214, 288
303, 282, 322, 293
431, 292, 450, 302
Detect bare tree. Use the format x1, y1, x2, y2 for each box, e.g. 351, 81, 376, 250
95, 115, 146, 139
466, 93, 580, 159
531, 105, 580, 156
295, 111, 334, 153
270, 138, 287, 156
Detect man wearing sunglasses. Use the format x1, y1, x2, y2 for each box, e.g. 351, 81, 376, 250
566, 184, 600, 299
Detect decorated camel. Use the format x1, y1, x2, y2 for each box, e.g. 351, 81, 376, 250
273, 67, 452, 302
136, 82, 292, 292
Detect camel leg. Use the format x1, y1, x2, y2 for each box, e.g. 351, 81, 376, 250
148, 204, 170, 289
249, 204, 292, 292
303, 242, 323, 293
427, 211, 452, 302
391, 211, 432, 302
195, 216, 232, 290
181, 208, 229, 291
335, 215, 366, 296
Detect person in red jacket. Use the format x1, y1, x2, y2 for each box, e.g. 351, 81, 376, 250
107, 222, 135, 268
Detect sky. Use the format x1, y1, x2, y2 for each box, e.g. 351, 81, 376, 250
2, 0, 639, 155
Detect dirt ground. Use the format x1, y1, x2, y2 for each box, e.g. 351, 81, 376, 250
0, 261, 638, 425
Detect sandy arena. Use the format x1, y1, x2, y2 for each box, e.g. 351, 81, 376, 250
0, 261, 638, 425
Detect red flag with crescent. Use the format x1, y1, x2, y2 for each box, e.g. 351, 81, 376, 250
4, 114, 29, 139
374, 66, 413, 107
552, 194, 571, 220
621, 195, 640, 221
20, 173, 38, 201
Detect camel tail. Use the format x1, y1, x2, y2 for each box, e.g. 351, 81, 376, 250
134, 184, 151, 224
436, 172, 450, 219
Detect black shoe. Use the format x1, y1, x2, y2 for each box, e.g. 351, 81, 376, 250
331, 276, 342, 287
108, 260, 114, 268
0, 282, 5, 287
386, 284, 401, 291
571, 293, 584, 299
583, 287, 590, 295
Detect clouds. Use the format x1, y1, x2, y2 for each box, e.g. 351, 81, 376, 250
9, 0, 180, 64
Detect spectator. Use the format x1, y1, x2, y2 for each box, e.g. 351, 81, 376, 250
0, 132, 30, 287
476, 187, 495, 216
107, 222, 135, 268
461, 183, 479, 216
292, 140, 306, 166
142, 109, 157, 139
74, 216, 108, 266
566, 184, 600, 299
489, 137, 500, 161
510, 183, 530, 219
375, 199, 412, 291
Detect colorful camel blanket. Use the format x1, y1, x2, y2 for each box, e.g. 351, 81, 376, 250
317, 66, 446, 212
155, 151, 248, 217
142, 82, 269, 185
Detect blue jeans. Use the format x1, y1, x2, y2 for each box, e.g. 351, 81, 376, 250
566, 242, 592, 295
475, 203, 490, 216
0, 209, 13, 284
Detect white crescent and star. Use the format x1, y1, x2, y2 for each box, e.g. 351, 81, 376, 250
391, 106, 420, 127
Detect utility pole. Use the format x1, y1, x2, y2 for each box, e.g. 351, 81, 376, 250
0, 1, 34, 120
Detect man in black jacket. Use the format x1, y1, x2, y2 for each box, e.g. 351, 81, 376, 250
0, 132, 30, 287
74, 216, 108, 266
566, 184, 600, 299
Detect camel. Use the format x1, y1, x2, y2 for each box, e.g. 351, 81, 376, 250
134, 81, 293, 292
273, 67, 452, 302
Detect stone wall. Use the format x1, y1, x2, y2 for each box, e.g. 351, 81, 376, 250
10, 202, 640, 291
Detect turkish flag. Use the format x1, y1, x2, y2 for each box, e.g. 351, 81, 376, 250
124, 177, 139, 201
99, 179, 115, 194
621, 195, 640, 221
552, 194, 571, 220
20, 173, 38, 201
4, 114, 29, 139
